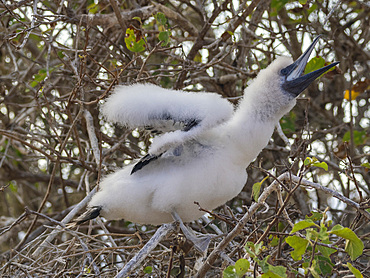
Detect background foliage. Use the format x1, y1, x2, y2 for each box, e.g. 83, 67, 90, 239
0, 0, 369, 277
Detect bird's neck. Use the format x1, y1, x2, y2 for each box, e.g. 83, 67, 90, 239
224, 113, 276, 166
223, 84, 295, 165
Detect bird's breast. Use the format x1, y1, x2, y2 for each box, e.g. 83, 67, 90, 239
90, 141, 248, 225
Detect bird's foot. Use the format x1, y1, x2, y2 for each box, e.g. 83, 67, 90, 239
189, 234, 212, 253
171, 211, 212, 254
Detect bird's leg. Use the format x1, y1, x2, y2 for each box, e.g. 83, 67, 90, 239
171, 211, 211, 253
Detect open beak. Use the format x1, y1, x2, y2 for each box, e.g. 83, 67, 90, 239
281, 35, 339, 97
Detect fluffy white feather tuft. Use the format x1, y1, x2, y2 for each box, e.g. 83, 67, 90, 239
101, 83, 234, 154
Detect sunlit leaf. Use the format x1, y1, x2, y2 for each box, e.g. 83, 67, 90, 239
143, 266, 152, 274
304, 57, 326, 74
304, 57, 336, 78
252, 176, 268, 202
286, 235, 309, 260
304, 157, 312, 166
344, 79, 370, 100
291, 219, 318, 233
132, 17, 142, 24
304, 157, 328, 171
312, 161, 328, 171
346, 262, 363, 278
223, 266, 238, 278
125, 28, 145, 53
305, 212, 323, 222
87, 3, 99, 14
344, 90, 361, 100
329, 224, 364, 260
235, 259, 250, 277
269, 235, 279, 247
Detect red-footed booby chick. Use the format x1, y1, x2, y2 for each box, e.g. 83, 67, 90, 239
73, 36, 338, 252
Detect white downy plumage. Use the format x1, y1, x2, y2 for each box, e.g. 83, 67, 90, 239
81, 36, 338, 229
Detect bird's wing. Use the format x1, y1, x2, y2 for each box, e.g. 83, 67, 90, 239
101, 84, 234, 172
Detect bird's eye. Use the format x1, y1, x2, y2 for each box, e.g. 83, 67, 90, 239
280, 68, 289, 76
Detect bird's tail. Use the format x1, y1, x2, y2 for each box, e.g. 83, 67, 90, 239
68, 206, 102, 228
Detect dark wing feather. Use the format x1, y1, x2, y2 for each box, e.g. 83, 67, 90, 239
131, 153, 162, 174
70, 206, 102, 226
143, 114, 200, 135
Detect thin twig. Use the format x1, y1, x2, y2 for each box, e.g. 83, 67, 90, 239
115, 223, 175, 278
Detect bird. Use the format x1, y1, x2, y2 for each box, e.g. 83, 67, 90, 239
73, 36, 338, 251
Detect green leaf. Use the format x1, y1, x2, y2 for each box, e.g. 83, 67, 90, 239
304, 157, 311, 166
132, 16, 142, 24
342, 130, 367, 146
261, 272, 282, 278
304, 57, 326, 75
361, 162, 370, 169
9, 182, 18, 193
252, 176, 268, 202
269, 235, 279, 247
312, 161, 328, 171
318, 225, 329, 241
346, 262, 363, 278
304, 157, 328, 171
305, 212, 323, 222
291, 219, 318, 233
317, 256, 334, 276
235, 259, 250, 277
329, 224, 364, 260
223, 265, 238, 278
308, 259, 320, 278
125, 28, 145, 52
270, 0, 290, 17
158, 30, 171, 46
87, 2, 100, 14
307, 3, 318, 14
30, 81, 39, 87
155, 12, 168, 26
29, 33, 42, 42
286, 235, 309, 260
305, 228, 319, 241
317, 245, 337, 258
194, 52, 202, 63
260, 256, 287, 278
30, 68, 47, 87
143, 266, 152, 274
245, 241, 263, 258
280, 111, 296, 133
57, 50, 65, 58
